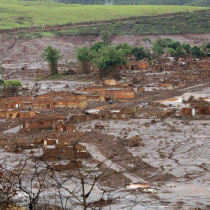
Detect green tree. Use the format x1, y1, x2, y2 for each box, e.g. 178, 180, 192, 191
42, 46, 63, 75
90, 42, 104, 52
167, 46, 185, 58
145, 47, 152, 60
182, 43, 191, 54
3, 80, 22, 96
94, 46, 126, 78
0, 62, 4, 80
132, 47, 146, 61
167, 48, 176, 57
168, 41, 182, 50
201, 42, 210, 52
76, 46, 95, 73
152, 38, 167, 58
116, 43, 132, 57
190, 45, 205, 57
101, 31, 112, 46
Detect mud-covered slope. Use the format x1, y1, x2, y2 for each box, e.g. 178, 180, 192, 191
0, 34, 210, 64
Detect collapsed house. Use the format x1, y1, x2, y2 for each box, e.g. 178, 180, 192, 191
127, 61, 149, 70
77, 84, 135, 99
182, 105, 210, 117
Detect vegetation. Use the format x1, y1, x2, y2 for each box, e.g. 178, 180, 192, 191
4, 80, 22, 88
201, 42, 210, 52
0, 62, 4, 80
190, 45, 205, 57
152, 37, 170, 58
42, 46, 63, 75
76, 46, 95, 73
90, 42, 105, 52
76, 36, 208, 78
94, 46, 126, 78
0, 0, 206, 29
101, 31, 112, 46
167, 41, 185, 58
50, 0, 210, 7
116, 43, 133, 57
9, 9, 210, 39
3, 80, 22, 96
0, 79, 4, 86
76, 39, 128, 78
182, 43, 192, 54
132, 47, 147, 60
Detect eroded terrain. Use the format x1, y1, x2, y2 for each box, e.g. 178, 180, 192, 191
0, 34, 209, 209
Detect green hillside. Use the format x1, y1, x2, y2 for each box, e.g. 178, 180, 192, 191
0, 0, 207, 29
5, 9, 210, 39
27, 0, 210, 7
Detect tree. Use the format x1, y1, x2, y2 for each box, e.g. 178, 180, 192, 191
101, 31, 112, 46
3, 80, 22, 96
90, 42, 104, 52
167, 41, 182, 50
42, 46, 63, 75
206, 43, 210, 50
116, 43, 132, 58
15, 158, 49, 210
132, 46, 146, 61
190, 45, 205, 58
0, 79, 4, 86
201, 42, 210, 52
0, 62, 4, 80
76, 46, 95, 73
152, 37, 172, 58
0, 168, 17, 209
152, 39, 165, 58
94, 46, 126, 78
167, 45, 185, 58
182, 43, 191, 54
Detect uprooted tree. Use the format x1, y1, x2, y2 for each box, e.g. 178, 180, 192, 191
42, 46, 63, 75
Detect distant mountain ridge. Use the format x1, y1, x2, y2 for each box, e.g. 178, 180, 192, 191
27, 0, 209, 7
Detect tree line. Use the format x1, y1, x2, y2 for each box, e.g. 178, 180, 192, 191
41, 33, 210, 78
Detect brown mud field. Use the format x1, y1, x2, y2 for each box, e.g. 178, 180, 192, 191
0, 33, 210, 209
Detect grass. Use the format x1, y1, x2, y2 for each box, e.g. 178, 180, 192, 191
9, 9, 210, 39
0, 0, 207, 29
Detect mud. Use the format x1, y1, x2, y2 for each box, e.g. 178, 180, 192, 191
0, 33, 210, 209
0, 34, 210, 64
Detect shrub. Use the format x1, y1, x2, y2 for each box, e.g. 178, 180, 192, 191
4, 80, 22, 88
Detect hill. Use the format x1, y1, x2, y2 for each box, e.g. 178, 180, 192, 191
33, 0, 210, 7
0, 0, 207, 29
3, 9, 210, 39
